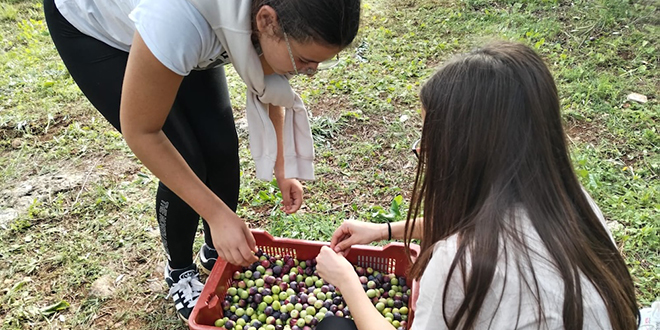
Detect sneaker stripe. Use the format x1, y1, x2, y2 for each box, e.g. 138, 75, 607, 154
165, 263, 204, 323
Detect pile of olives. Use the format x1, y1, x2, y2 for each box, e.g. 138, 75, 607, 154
214, 250, 411, 330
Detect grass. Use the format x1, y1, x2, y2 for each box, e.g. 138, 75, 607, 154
0, 0, 658, 328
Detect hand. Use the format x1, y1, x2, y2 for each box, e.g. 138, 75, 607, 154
330, 220, 387, 256
316, 246, 359, 290
209, 211, 258, 266
276, 177, 303, 214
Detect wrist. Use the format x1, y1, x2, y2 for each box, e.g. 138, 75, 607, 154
339, 270, 360, 290
274, 165, 285, 181
339, 273, 364, 300
380, 223, 389, 241
200, 200, 234, 226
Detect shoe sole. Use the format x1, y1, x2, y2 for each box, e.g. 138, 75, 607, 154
178, 312, 189, 324
196, 250, 213, 275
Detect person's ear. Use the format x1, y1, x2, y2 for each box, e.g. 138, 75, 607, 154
255, 5, 279, 37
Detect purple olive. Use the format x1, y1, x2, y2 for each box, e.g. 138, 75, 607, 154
264, 306, 273, 316
221, 300, 231, 310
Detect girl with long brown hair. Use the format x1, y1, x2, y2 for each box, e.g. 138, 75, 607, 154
316, 41, 638, 330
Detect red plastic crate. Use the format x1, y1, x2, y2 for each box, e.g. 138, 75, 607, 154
189, 230, 420, 330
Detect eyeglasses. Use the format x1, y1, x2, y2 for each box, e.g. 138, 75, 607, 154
412, 138, 421, 159
283, 30, 340, 76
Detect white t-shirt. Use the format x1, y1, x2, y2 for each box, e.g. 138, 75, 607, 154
54, 0, 228, 75
412, 200, 615, 330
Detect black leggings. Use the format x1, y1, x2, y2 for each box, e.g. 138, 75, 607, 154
44, 0, 239, 269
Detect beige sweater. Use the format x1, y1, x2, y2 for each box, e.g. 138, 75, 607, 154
186, 0, 315, 181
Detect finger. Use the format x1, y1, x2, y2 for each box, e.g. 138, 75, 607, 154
238, 245, 257, 266
320, 245, 333, 255
281, 186, 292, 210
226, 248, 241, 266
335, 236, 358, 254
290, 191, 302, 213
290, 186, 303, 212
243, 226, 257, 252
217, 249, 231, 264
330, 224, 350, 248
331, 233, 348, 250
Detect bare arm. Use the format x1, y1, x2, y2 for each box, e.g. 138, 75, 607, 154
268, 104, 286, 179
331, 218, 424, 254
390, 218, 424, 241
267, 95, 303, 214
317, 246, 396, 330
119, 32, 256, 265
341, 277, 397, 330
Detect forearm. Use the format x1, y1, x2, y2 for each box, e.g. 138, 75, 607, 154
341, 278, 397, 330
123, 130, 232, 223
268, 104, 285, 179
386, 218, 424, 241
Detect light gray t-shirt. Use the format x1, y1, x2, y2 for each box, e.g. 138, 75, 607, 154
54, 0, 228, 75
412, 197, 614, 330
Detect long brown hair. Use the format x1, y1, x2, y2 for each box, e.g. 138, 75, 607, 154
404, 41, 638, 330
